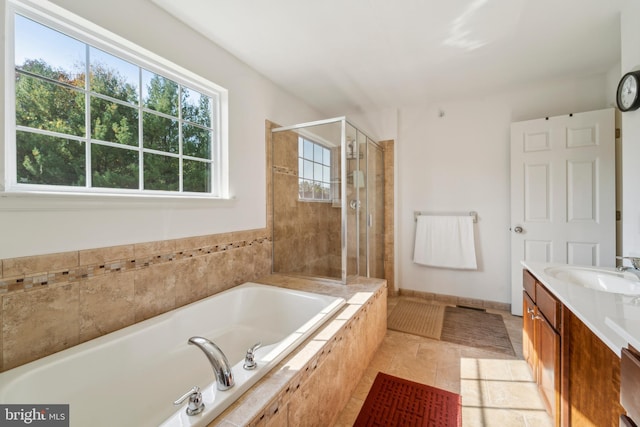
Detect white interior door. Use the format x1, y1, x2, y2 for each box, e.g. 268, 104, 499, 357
510, 108, 616, 315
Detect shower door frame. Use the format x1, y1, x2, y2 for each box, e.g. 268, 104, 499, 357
365, 139, 384, 279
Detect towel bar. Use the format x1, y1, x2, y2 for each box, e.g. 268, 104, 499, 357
414, 211, 478, 223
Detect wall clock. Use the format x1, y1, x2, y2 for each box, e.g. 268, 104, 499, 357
617, 70, 640, 112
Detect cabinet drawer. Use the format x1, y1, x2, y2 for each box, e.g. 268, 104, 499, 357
621, 348, 640, 422
536, 282, 560, 330
523, 269, 536, 301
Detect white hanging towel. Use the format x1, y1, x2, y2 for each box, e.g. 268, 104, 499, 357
413, 215, 477, 270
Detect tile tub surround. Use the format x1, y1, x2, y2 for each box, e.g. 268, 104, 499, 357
208, 274, 387, 427
0, 229, 272, 372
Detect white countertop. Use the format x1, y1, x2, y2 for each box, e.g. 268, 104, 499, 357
522, 261, 640, 356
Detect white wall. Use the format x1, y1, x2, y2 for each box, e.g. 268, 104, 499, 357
396, 74, 611, 304
621, 0, 640, 258
0, 0, 323, 259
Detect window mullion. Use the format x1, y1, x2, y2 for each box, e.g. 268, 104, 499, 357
212, 95, 219, 196
178, 85, 183, 193
138, 66, 144, 191
85, 44, 92, 189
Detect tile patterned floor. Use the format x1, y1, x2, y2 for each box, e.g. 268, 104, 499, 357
334, 296, 553, 426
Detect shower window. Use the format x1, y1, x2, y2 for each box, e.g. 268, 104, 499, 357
298, 137, 331, 201
6, 5, 228, 198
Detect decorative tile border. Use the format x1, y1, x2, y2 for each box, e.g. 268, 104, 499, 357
0, 236, 271, 296
273, 165, 297, 176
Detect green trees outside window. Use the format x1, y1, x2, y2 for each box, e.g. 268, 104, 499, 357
298, 137, 331, 201
12, 14, 219, 195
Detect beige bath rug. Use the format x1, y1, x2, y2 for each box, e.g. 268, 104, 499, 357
387, 299, 445, 339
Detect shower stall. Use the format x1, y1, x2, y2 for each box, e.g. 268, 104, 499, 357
270, 117, 384, 283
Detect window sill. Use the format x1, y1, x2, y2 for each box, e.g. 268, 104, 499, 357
0, 190, 237, 211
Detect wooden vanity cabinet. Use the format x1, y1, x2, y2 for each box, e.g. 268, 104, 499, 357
522, 291, 537, 380
522, 269, 561, 425
523, 269, 624, 427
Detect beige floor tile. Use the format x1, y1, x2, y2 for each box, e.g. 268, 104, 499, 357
508, 360, 535, 382
460, 379, 488, 407
467, 358, 516, 381
350, 367, 379, 400
484, 379, 546, 410
333, 397, 364, 426
334, 296, 552, 427
462, 407, 526, 427
522, 409, 555, 427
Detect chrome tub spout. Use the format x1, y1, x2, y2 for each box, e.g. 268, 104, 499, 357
188, 336, 235, 391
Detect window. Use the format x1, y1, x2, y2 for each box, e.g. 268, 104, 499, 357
298, 137, 331, 201
6, 3, 227, 197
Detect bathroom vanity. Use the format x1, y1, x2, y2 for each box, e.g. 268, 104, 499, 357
522, 262, 639, 427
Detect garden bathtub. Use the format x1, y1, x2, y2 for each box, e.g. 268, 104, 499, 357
0, 282, 345, 426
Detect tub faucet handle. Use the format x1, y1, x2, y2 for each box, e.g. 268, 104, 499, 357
243, 342, 261, 370
174, 386, 204, 416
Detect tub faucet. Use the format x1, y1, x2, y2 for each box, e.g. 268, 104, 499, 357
188, 336, 235, 391
616, 256, 640, 279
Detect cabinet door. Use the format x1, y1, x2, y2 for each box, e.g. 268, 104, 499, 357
565, 307, 624, 426
523, 291, 537, 381
537, 315, 560, 426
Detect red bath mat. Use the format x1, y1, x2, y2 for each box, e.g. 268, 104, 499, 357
354, 372, 462, 427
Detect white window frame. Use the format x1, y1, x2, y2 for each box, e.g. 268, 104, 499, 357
3, 0, 229, 199
298, 136, 332, 202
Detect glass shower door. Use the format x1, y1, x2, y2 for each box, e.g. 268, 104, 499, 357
367, 139, 385, 278
347, 125, 385, 279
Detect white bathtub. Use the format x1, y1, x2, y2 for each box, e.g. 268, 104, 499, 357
0, 282, 345, 426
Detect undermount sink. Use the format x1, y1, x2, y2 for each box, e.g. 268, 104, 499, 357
543, 266, 640, 295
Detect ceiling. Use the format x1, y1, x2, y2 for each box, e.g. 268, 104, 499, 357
152, 0, 624, 115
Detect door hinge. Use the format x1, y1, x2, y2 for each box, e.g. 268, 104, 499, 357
616, 128, 621, 139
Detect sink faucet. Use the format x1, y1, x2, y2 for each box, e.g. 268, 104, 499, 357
188, 336, 235, 391
616, 256, 640, 279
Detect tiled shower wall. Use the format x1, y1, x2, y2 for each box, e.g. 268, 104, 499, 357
381, 140, 395, 295
0, 229, 271, 372
271, 126, 342, 278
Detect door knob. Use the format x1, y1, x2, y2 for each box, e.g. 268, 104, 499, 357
514, 226, 524, 233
